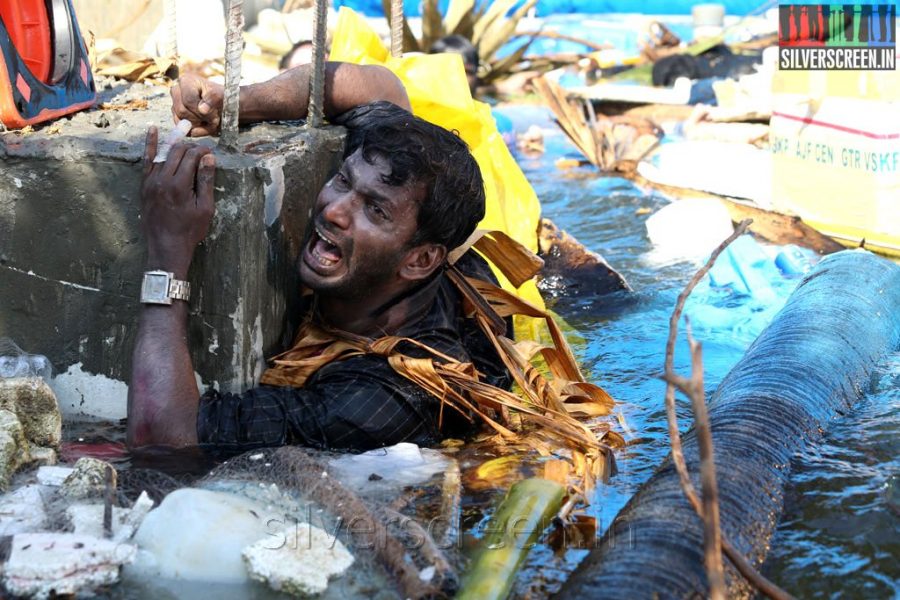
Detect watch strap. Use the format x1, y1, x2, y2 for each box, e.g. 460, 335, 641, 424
168, 278, 191, 302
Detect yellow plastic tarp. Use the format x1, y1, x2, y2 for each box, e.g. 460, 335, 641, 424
329, 7, 545, 309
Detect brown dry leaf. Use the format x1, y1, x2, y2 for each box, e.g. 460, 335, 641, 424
465, 454, 524, 491
548, 514, 597, 553
543, 459, 572, 485
421, 0, 445, 50
564, 402, 612, 418
87, 30, 97, 71
555, 158, 584, 170
100, 99, 149, 111
477, 0, 537, 61
512, 339, 544, 362
535, 76, 663, 173
472, 231, 544, 288
96, 48, 178, 82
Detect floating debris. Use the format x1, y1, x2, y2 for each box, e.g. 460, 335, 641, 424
2, 532, 136, 599
36, 466, 73, 487
242, 523, 354, 596
0, 484, 48, 536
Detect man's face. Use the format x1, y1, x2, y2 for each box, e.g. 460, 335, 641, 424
299, 149, 426, 300
464, 61, 478, 96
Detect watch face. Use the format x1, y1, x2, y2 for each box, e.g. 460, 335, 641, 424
142, 272, 171, 304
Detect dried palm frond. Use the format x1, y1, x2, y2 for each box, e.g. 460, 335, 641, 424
384, 0, 539, 83
95, 48, 178, 82
533, 76, 661, 174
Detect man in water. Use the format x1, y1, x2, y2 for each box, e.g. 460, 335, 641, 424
128, 63, 511, 450
430, 34, 480, 96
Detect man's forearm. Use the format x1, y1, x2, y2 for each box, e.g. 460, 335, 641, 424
238, 62, 411, 124
127, 302, 200, 447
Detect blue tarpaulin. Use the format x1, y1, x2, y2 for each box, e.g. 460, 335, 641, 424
331, 0, 766, 17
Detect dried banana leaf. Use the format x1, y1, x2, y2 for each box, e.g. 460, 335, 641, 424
95, 48, 177, 82
477, 0, 537, 62
472, 0, 518, 44
420, 0, 446, 51
444, 0, 475, 37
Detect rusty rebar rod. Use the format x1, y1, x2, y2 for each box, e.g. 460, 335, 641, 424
163, 0, 178, 58
390, 0, 404, 57
307, 0, 328, 128
220, 0, 244, 150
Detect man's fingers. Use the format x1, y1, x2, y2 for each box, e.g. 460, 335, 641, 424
189, 124, 215, 138
197, 154, 217, 213
143, 127, 159, 177
170, 83, 183, 123
173, 77, 209, 127
188, 113, 220, 137
175, 145, 212, 186
161, 142, 191, 179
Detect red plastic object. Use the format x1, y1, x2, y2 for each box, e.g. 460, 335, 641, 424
0, 0, 95, 129
0, 0, 52, 83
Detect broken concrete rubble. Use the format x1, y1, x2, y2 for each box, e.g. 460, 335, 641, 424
27, 446, 57, 467
0, 81, 346, 420
2, 532, 136, 599
64, 490, 155, 542
0, 409, 30, 490
36, 465, 73, 487
243, 523, 355, 596
0, 377, 63, 489
0, 484, 48, 536
0, 377, 62, 448
59, 456, 117, 501
66, 502, 131, 538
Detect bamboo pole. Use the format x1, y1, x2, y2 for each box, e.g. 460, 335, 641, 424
457, 478, 566, 600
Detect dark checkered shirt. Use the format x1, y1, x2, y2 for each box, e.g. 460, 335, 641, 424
196, 251, 511, 452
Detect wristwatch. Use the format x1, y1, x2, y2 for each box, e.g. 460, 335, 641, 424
141, 270, 191, 305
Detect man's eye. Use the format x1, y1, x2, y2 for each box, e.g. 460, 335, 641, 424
367, 201, 389, 221
333, 173, 349, 188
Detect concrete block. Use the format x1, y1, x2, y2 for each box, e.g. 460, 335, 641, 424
0, 82, 345, 419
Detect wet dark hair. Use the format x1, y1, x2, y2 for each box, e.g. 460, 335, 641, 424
430, 35, 479, 72
338, 102, 485, 252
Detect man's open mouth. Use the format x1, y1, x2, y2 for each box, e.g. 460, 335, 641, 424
307, 225, 343, 269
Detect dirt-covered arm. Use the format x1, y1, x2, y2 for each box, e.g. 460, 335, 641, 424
127, 128, 216, 448
171, 62, 411, 137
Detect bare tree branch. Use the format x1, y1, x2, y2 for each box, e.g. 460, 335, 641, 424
686, 321, 725, 599
662, 218, 794, 600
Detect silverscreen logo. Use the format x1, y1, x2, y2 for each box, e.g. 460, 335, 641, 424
779, 3, 896, 70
